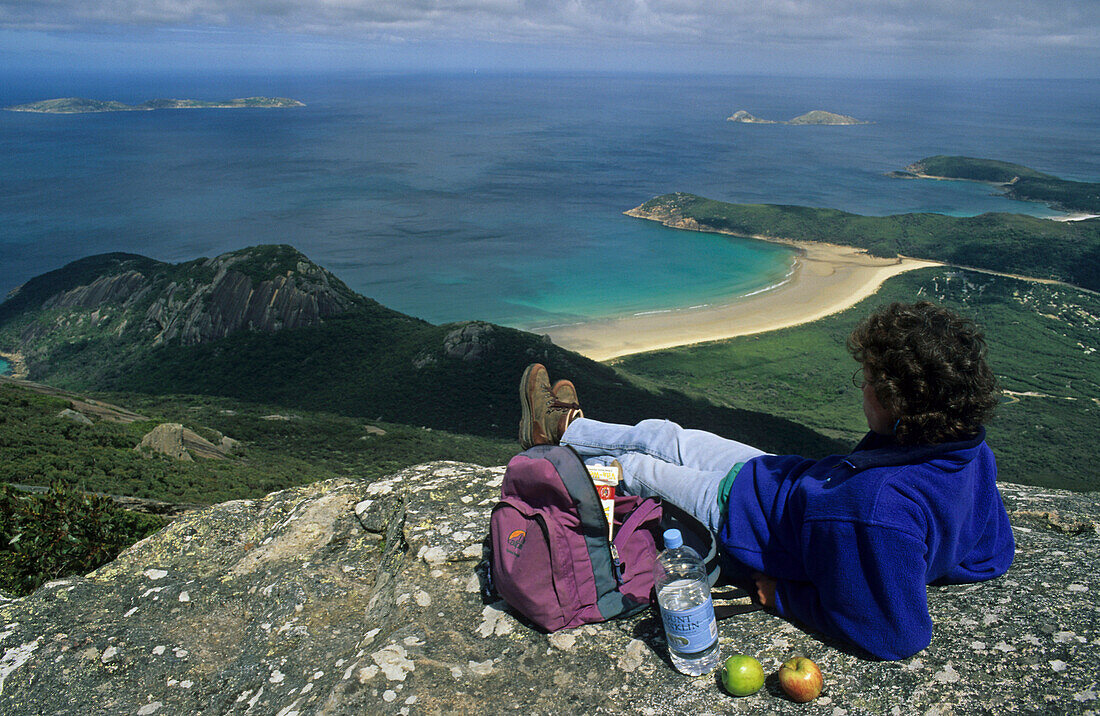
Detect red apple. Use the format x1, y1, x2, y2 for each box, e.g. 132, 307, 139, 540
777, 656, 823, 702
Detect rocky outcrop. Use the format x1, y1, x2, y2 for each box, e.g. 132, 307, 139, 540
143, 255, 357, 345
1, 464, 1098, 714
141, 255, 357, 345
42, 270, 152, 312
787, 110, 868, 125
726, 110, 776, 124
136, 423, 232, 461
624, 194, 706, 234
58, 407, 93, 425
442, 322, 496, 362
9, 246, 361, 354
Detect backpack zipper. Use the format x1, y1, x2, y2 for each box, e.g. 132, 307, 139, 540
609, 543, 623, 584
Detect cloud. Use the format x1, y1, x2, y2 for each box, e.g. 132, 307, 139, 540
1, 0, 1095, 48
0, 0, 1097, 75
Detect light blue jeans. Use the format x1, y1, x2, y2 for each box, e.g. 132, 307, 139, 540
561, 417, 768, 534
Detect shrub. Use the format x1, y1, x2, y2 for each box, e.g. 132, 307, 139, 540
0, 482, 167, 596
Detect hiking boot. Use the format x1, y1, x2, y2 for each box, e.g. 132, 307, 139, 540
552, 378, 583, 437
551, 378, 580, 408
519, 364, 583, 449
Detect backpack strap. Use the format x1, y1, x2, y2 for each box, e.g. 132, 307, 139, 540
712, 587, 765, 619
657, 502, 764, 618
659, 500, 721, 587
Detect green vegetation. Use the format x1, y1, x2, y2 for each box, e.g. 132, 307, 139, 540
137, 97, 304, 110
1, 242, 1096, 594
5, 97, 304, 114
636, 193, 1100, 290
900, 156, 1100, 214
0, 253, 155, 324
4, 98, 139, 113
903, 156, 1050, 183
0, 247, 844, 459
617, 267, 1100, 491
0, 482, 167, 596
787, 110, 867, 125
0, 384, 517, 505
228, 243, 312, 284
0, 379, 521, 594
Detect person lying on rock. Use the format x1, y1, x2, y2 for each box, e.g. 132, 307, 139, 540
518, 300, 1014, 661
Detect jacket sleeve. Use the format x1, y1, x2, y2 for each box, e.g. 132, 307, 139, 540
772, 519, 932, 660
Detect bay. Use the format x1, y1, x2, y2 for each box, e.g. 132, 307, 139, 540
1, 72, 1096, 329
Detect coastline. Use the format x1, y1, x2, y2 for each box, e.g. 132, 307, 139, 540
0, 350, 29, 379
1051, 212, 1100, 222
539, 216, 941, 361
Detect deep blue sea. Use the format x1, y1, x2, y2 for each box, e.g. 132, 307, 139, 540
1, 72, 1098, 345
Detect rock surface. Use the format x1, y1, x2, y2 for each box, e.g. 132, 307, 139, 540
1, 464, 1098, 714
442, 322, 496, 362
726, 110, 776, 124
135, 423, 233, 461
58, 407, 93, 425
11, 246, 361, 361
787, 110, 868, 125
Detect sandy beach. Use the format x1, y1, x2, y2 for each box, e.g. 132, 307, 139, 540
1050, 212, 1100, 222
539, 237, 941, 361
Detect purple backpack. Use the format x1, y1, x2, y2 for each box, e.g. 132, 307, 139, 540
489, 444, 663, 632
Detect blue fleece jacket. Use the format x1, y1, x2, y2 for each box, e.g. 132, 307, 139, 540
719, 428, 1014, 660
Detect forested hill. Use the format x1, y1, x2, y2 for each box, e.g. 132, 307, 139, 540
628, 193, 1100, 291
0, 245, 843, 457
894, 155, 1100, 214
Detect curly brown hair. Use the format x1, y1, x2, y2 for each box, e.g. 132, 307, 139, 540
847, 301, 998, 445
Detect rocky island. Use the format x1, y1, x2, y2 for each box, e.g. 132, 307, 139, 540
5, 97, 305, 114
727, 109, 870, 125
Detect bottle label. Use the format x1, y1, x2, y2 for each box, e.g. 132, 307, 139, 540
660, 597, 717, 654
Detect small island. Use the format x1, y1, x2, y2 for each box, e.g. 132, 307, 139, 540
727, 109, 870, 125
5, 97, 305, 114
890, 156, 1100, 214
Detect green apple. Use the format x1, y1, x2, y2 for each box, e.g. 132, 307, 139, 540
777, 656, 824, 702
720, 654, 765, 696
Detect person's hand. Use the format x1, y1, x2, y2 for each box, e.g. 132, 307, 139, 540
752, 571, 777, 608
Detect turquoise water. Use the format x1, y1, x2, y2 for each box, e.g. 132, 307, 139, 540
0, 73, 1096, 329
506, 216, 793, 329
0, 357, 9, 376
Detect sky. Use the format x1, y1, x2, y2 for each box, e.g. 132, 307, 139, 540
0, 0, 1098, 78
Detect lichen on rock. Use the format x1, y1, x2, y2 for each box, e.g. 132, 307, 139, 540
0, 465, 1098, 714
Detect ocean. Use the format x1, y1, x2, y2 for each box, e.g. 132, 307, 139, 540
1, 72, 1097, 338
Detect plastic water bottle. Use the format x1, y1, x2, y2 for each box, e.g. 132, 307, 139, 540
654, 528, 720, 676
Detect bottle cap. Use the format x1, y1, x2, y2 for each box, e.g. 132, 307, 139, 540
663, 528, 683, 549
